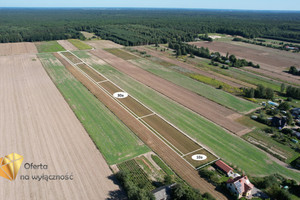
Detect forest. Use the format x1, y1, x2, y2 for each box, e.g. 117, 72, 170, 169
0, 8, 300, 45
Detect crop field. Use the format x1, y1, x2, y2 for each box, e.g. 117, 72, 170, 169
193, 58, 283, 91
0, 42, 37, 56
57, 50, 218, 169
57, 40, 78, 51
76, 51, 300, 181
91, 48, 249, 135
38, 53, 149, 165
134, 46, 246, 88
53, 51, 226, 199
117, 159, 155, 191
105, 48, 138, 60
0, 53, 120, 199
84, 39, 123, 49
68, 39, 93, 50
190, 41, 300, 85
35, 41, 65, 53
129, 58, 258, 113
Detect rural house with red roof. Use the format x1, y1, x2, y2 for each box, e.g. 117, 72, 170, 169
215, 160, 234, 177
227, 175, 254, 199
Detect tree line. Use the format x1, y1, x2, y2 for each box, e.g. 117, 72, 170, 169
0, 8, 300, 45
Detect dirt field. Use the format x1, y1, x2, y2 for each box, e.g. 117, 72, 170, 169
134, 46, 245, 88
90, 49, 249, 135
85, 40, 123, 49
77, 63, 107, 82
57, 40, 78, 51
61, 52, 82, 64
183, 149, 218, 168
190, 41, 300, 85
0, 42, 37, 56
0, 54, 120, 199
54, 53, 227, 200
142, 114, 201, 154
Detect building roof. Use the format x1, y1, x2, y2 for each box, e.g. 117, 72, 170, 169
152, 184, 174, 200
215, 160, 233, 173
227, 176, 254, 195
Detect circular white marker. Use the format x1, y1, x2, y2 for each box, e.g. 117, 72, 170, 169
113, 92, 128, 99
192, 154, 207, 161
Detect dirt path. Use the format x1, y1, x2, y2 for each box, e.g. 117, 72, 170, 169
0, 54, 120, 199
90, 49, 250, 135
57, 40, 78, 51
190, 41, 300, 85
134, 46, 245, 88
54, 53, 228, 200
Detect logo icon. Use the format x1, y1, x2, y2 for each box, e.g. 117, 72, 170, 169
0, 153, 23, 181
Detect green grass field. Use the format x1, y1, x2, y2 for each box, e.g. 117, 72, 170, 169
68, 39, 93, 50
35, 41, 65, 53
194, 58, 282, 91
38, 53, 149, 165
130, 58, 258, 113
75, 51, 300, 181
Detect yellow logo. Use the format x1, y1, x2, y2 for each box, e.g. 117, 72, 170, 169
0, 153, 23, 181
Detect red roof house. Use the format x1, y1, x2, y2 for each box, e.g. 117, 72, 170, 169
227, 176, 254, 199
215, 160, 233, 176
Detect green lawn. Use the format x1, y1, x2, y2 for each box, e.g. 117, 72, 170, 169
76, 50, 300, 181
68, 39, 93, 50
129, 58, 258, 113
38, 53, 149, 165
35, 41, 65, 53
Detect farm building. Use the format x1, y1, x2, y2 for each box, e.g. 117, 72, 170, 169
227, 176, 254, 199
291, 108, 300, 119
272, 116, 286, 129
215, 160, 234, 177
152, 184, 174, 200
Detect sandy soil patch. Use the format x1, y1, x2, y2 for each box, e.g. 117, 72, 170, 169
0, 54, 120, 199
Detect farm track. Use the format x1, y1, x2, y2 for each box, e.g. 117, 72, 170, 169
0, 54, 120, 199
190, 41, 300, 85
134, 46, 245, 88
90, 49, 250, 135
54, 52, 228, 200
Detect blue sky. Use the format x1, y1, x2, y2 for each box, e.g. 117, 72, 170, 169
0, 0, 300, 11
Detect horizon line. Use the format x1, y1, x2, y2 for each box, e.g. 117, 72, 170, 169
0, 7, 300, 12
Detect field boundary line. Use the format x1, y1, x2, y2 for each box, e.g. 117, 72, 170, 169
70, 50, 219, 159
181, 148, 204, 157
62, 50, 220, 169
97, 80, 109, 84
57, 51, 200, 169
196, 158, 220, 170
58, 52, 139, 119
137, 113, 155, 120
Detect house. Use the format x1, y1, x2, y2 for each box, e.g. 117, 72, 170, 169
215, 160, 234, 177
227, 176, 254, 199
291, 108, 300, 119
268, 101, 279, 107
272, 116, 286, 129
152, 184, 174, 200
292, 130, 300, 139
